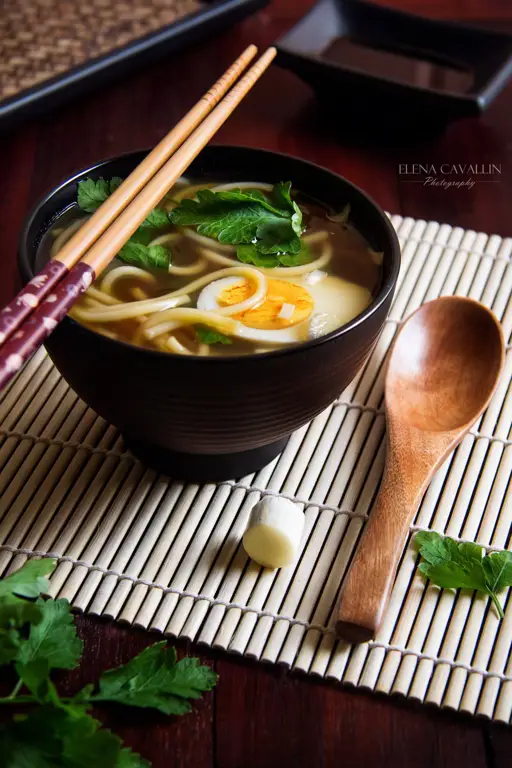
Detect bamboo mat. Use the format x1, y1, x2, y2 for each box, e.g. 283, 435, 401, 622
0, 214, 511, 722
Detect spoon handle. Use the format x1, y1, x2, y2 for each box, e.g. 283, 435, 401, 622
335, 458, 423, 644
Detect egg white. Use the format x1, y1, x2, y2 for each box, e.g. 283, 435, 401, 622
298, 275, 372, 340
196, 276, 244, 312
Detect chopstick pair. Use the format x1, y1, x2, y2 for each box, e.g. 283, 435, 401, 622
0, 45, 277, 389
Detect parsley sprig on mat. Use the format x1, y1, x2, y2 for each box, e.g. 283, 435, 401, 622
0, 559, 217, 766
415, 531, 512, 618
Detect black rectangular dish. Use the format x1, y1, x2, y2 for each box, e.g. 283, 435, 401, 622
0, 0, 267, 131
276, 0, 512, 131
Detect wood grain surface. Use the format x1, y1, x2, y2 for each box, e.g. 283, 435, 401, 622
0, 0, 510, 765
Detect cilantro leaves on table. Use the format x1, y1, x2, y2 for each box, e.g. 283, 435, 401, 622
195, 325, 233, 345
169, 182, 309, 266
76, 177, 172, 271
92, 642, 217, 715
415, 531, 512, 618
0, 559, 56, 664
0, 559, 217, 767
0, 705, 150, 768
0, 558, 55, 599
16, 597, 83, 671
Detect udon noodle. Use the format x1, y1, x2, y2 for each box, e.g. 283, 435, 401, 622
40, 178, 382, 356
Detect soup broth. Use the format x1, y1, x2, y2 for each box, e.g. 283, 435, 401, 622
39, 178, 382, 357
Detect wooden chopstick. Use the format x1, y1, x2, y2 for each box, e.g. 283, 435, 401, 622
0, 45, 257, 348
79, 47, 277, 276
0, 46, 277, 390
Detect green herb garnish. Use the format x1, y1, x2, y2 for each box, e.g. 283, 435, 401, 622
195, 326, 232, 345
76, 178, 172, 271
169, 182, 307, 265
0, 560, 217, 766
237, 241, 312, 269
415, 531, 512, 618
77, 177, 123, 213
138, 207, 171, 230
117, 242, 171, 272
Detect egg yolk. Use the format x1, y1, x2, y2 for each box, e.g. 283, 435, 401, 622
218, 278, 314, 330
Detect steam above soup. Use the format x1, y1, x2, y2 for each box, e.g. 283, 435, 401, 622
41, 178, 382, 356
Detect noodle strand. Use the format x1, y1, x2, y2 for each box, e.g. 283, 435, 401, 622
75, 266, 266, 323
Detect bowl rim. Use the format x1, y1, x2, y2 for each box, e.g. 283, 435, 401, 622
19, 144, 401, 365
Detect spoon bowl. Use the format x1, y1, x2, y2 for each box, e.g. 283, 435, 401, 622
336, 296, 505, 644
387, 297, 505, 432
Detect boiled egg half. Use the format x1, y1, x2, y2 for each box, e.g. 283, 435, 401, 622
196, 273, 372, 345
197, 276, 314, 343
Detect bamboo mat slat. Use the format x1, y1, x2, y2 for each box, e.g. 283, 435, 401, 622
0, 215, 511, 722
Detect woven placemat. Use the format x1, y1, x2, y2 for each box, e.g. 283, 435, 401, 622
0, 214, 511, 722
0, 0, 203, 101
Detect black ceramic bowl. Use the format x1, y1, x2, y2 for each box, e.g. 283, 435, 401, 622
19, 146, 400, 481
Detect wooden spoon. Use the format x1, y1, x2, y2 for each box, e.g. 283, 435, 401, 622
336, 296, 505, 644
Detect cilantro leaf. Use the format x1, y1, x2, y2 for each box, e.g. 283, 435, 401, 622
270, 181, 303, 236
278, 245, 313, 266
236, 246, 282, 268
170, 189, 281, 243
0, 562, 216, 766
0, 735, 55, 768
117, 241, 171, 271
0, 593, 44, 631
0, 560, 57, 666
208, 188, 288, 217
77, 178, 123, 213
76, 177, 171, 251
0, 627, 21, 665
270, 180, 294, 211
109, 177, 123, 195
0, 705, 149, 768
0, 559, 55, 599
92, 641, 217, 715
255, 218, 301, 254
415, 532, 512, 618
16, 597, 82, 672
16, 658, 52, 700
237, 241, 312, 268
117, 748, 151, 768
138, 207, 171, 230
169, 183, 304, 257
483, 551, 512, 593
195, 326, 232, 345
417, 560, 488, 592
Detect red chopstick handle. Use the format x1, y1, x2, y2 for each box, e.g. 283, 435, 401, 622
0, 260, 68, 345
0, 263, 95, 390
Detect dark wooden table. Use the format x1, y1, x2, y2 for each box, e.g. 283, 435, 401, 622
1, 0, 511, 765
